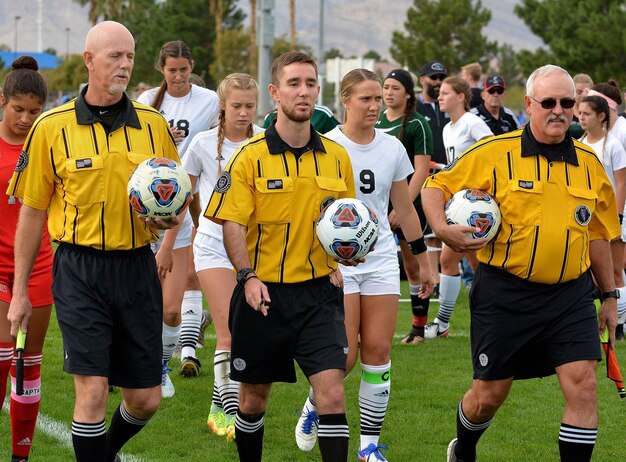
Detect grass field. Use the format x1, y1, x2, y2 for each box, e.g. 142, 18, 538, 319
2, 283, 626, 461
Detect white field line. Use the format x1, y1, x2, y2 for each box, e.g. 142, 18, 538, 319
2, 401, 146, 462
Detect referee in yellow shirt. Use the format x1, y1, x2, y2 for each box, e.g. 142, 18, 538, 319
7, 21, 180, 462
206, 51, 355, 462
422, 65, 620, 462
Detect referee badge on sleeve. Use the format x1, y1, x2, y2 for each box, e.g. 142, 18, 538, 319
575, 204, 592, 226
15, 150, 29, 172
214, 171, 231, 193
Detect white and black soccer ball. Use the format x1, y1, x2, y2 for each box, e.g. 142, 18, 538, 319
128, 157, 192, 219
316, 198, 379, 261
445, 189, 501, 242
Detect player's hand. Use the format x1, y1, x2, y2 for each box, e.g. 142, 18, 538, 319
170, 126, 185, 146
141, 215, 180, 230
336, 257, 365, 267
329, 269, 344, 289
436, 224, 488, 253
7, 294, 32, 337
155, 247, 174, 279
388, 210, 398, 230
599, 297, 618, 346
244, 277, 271, 317
417, 269, 435, 299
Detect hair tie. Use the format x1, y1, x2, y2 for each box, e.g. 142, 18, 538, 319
587, 89, 618, 111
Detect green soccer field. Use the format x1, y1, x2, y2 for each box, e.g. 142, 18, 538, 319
2, 283, 626, 461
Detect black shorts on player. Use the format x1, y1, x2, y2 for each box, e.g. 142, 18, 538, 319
469, 264, 601, 380
228, 276, 348, 384
53, 243, 163, 388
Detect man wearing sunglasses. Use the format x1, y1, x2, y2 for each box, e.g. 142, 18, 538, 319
471, 75, 520, 136
422, 64, 619, 462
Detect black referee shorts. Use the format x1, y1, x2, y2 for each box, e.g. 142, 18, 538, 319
470, 264, 601, 380
228, 276, 347, 384
52, 243, 163, 388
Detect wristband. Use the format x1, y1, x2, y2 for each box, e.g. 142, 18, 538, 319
408, 237, 427, 255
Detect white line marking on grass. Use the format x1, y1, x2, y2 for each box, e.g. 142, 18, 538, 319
2, 401, 146, 462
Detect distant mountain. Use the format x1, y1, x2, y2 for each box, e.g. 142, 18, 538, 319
0, 0, 543, 67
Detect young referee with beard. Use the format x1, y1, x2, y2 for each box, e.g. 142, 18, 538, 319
205, 51, 357, 462
7, 21, 181, 462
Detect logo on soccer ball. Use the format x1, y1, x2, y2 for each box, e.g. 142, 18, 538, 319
129, 189, 148, 215
331, 204, 361, 227
332, 241, 361, 260
575, 204, 592, 226
464, 189, 491, 202
468, 213, 496, 238
148, 157, 177, 168
150, 179, 180, 206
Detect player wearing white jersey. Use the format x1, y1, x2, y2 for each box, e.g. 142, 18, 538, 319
294, 69, 434, 462
184, 73, 262, 441
425, 76, 493, 341
137, 41, 220, 396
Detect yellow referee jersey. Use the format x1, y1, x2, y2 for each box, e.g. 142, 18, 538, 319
424, 126, 620, 284
205, 123, 356, 283
7, 88, 180, 251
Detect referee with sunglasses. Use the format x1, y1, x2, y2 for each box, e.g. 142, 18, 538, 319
423, 65, 620, 462
470, 75, 521, 135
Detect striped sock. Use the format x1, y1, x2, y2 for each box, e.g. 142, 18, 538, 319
318, 413, 349, 462
106, 401, 151, 461
436, 273, 461, 325
558, 423, 597, 462
409, 284, 429, 336
180, 290, 203, 359
455, 400, 492, 461
162, 322, 180, 363
359, 362, 391, 450
72, 420, 106, 462
235, 410, 264, 461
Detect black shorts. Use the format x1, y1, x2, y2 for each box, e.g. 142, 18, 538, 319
228, 276, 347, 384
53, 244, 163, 388
393, 198, 431, 241
469, 264, 601, 380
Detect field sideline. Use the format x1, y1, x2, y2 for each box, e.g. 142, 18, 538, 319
1, 283, 625, 461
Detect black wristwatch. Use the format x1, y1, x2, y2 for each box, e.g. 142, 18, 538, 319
236, 268, 256, 284
601, 289, 620, 300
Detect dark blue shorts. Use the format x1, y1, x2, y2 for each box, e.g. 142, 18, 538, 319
53, 243, 163, 388
470, 264, 601, 380
229, 276, 347, 384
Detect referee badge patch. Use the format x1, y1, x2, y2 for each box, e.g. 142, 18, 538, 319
214, 171, 232, 193
233, 357, 246, 372
14, 150, 29, 172
575, 204, 592, 226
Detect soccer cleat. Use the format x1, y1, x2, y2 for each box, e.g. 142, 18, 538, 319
295, 408, 319, 451
180, 356, 201, 377
447, 438, 458, 462
208, 405, 228, 436
225, 414, 236, 443
196, 310, 212, 349
358, 443, 389, 461
424, 321, 449, 339
401, 332, 424, 344
161, 362, 175, 398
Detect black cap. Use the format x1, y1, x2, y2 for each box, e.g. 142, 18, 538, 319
420, 61, 447, 77
385, 69, 415, 97
484, 75, 506, 91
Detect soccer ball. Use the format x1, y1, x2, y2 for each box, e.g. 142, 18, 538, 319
316, 198, 379, 261
445, 189, 501, 242
128, 157, 192, 219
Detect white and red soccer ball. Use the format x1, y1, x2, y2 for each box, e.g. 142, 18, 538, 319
128, 157, 192, 219
445, 189, 501, 242
316, 198, 379, 261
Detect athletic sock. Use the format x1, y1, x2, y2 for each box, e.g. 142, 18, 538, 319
235, 410, 264, 462
318, 413, 349, 462
0, 342, 12, 402
72, 420, 107, 462
436, 273, 462, 326
180, 290, 203, 359
617, 287, 626, 324
409, 284, 429, 336
558, 423, 597, 462
162, 322, 181, 364
214, 350, 239, 416
105, 401, 151, 461
359, 361, 391, 450
455, 400, 492, 462
10, 353, 42, 459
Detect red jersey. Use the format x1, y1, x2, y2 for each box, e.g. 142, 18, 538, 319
0, 137, 53, 282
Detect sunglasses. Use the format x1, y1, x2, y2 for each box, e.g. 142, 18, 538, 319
429, 74, 446, 81
487, 87, 504, 95
529, 96, 576, 110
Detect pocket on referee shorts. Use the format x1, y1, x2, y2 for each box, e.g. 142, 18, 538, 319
64, 156, 105, 205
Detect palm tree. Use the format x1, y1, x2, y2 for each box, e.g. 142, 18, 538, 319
72, 0, 125, 25
249, 0, 257, 73
289, 0, 296, 49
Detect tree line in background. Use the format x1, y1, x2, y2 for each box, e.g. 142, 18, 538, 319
1, 0, 624, 98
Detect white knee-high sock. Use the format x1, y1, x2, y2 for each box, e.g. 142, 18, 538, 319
436, 273, 462, 326
214, 350, 239, 416
359, 361, 391, 450
180, 290, 203, 359
162, 323, 180, 363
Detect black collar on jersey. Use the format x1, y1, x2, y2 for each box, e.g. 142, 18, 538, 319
521, 124, 578, 165
75, 85, 142, 130
265, 118, 326, 155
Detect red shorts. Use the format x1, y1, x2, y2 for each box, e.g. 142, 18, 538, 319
0, 247, 53, 307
